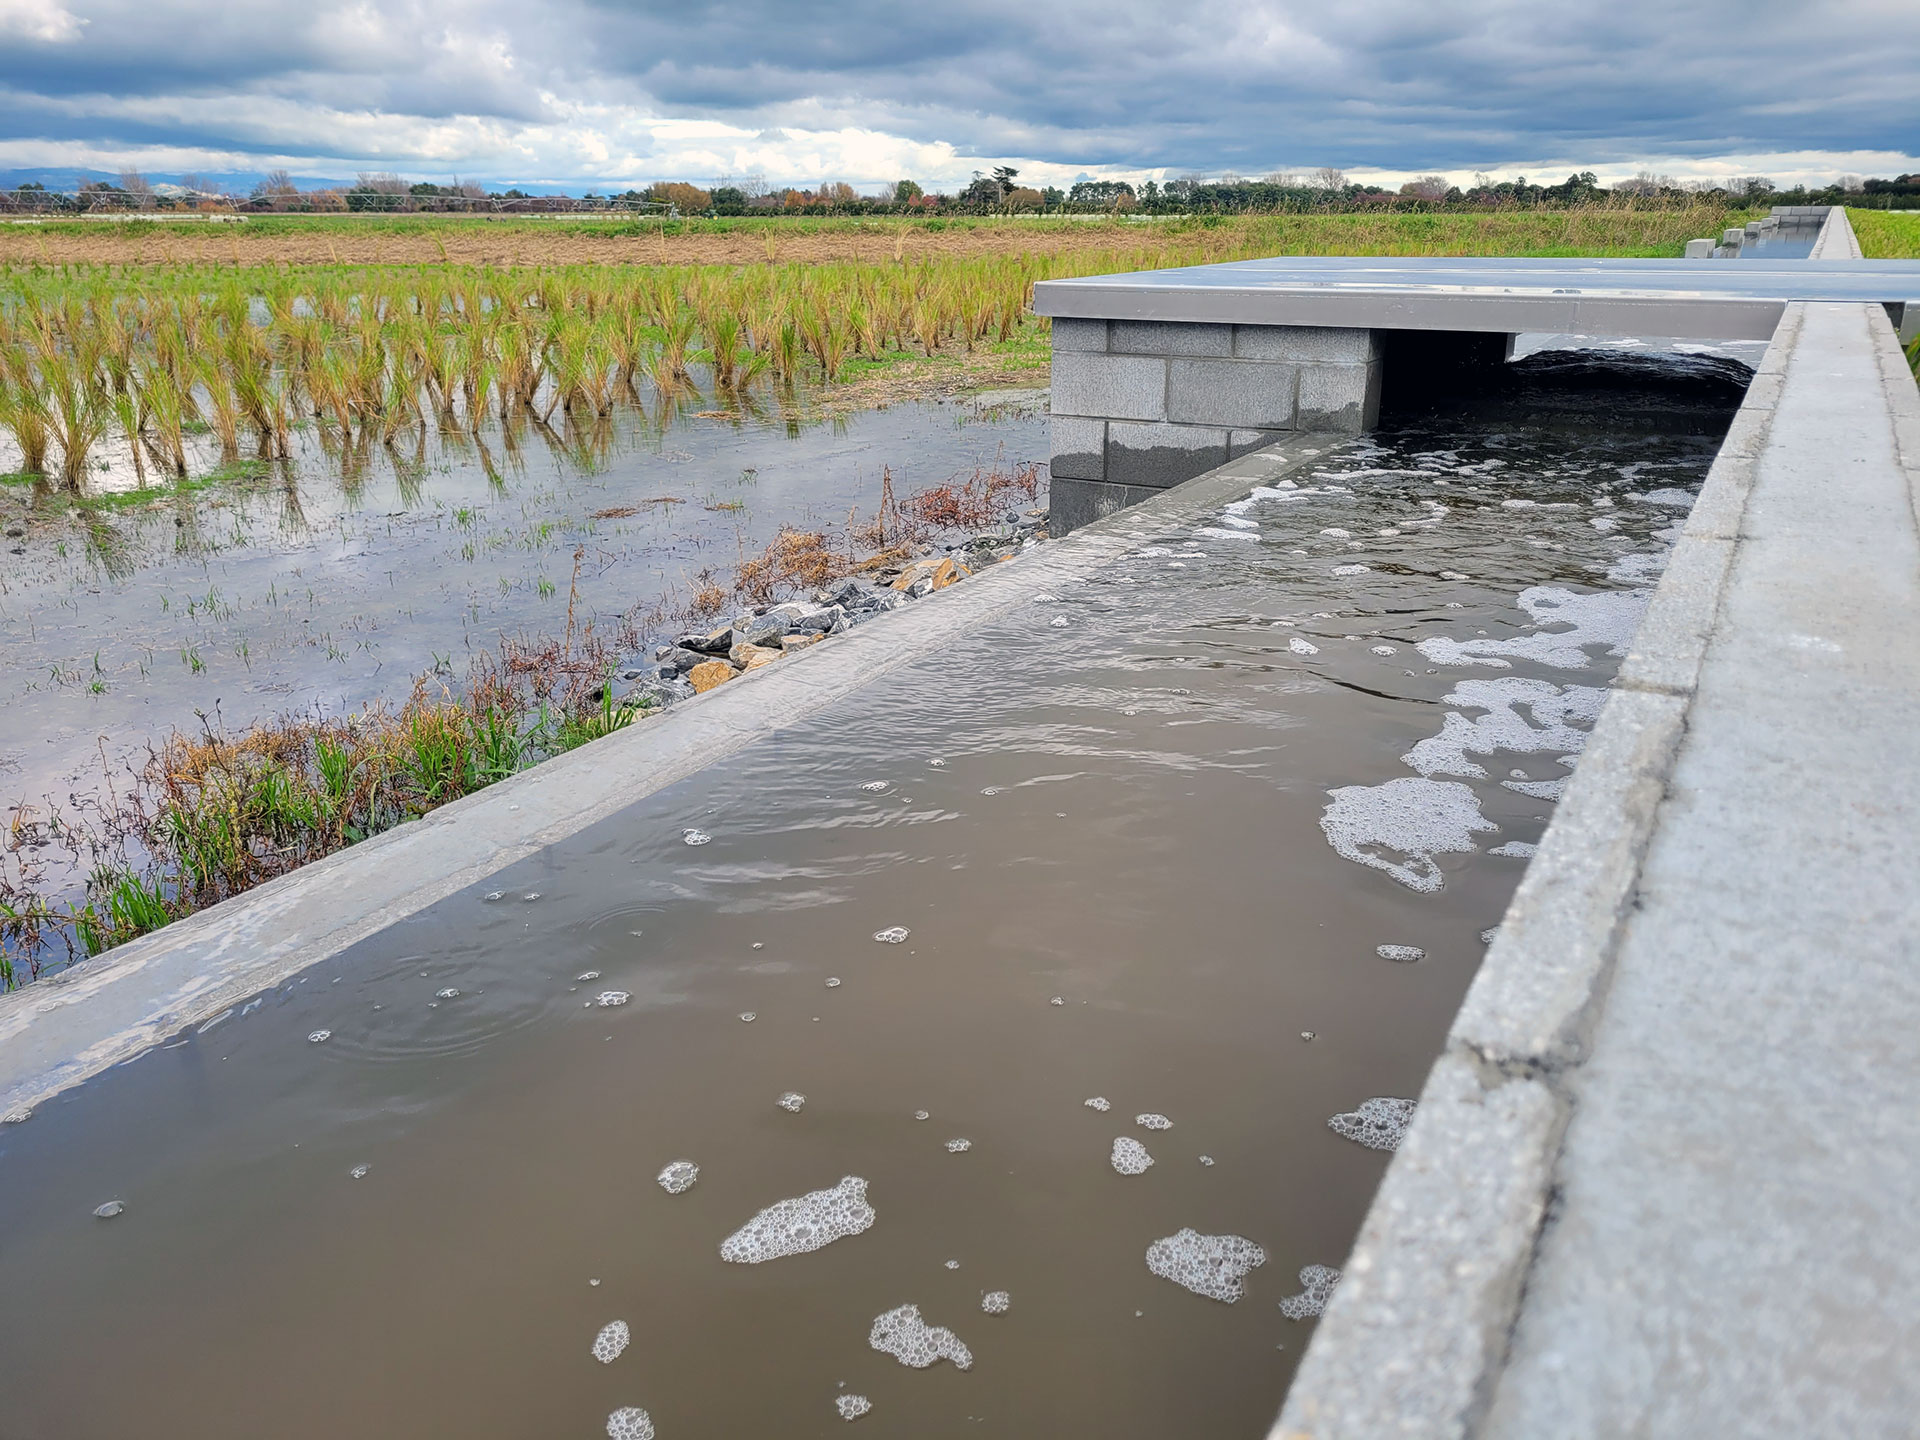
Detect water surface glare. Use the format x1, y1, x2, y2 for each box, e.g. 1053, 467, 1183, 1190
0, 397, 1731, 1437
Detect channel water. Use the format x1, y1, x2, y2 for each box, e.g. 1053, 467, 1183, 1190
0, 357, 1742, 1438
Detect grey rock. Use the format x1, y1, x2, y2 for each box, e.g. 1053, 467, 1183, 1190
676, 628, 734, 656
658, 646, 707, 674
736, 612, 789, 648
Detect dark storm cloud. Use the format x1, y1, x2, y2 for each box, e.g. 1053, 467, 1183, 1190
1, 0, 1915, 178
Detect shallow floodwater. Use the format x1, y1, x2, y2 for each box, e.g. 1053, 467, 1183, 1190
0, 393, 1046, 816
0, 376, 1734, 1438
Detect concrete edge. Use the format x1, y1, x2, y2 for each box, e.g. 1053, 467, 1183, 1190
0, 434, 1356, 1120
1270, 294, 1841, 1434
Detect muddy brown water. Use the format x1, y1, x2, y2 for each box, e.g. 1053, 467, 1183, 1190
0, 385, 1734, 1438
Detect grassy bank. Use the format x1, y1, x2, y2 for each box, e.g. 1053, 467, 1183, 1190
1851, 209, 1920, 259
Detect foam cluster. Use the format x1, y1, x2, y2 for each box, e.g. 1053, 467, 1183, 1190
592, 1320, 630, 1364
596, 991, 631, 1007
1327, 1097, 1417, 1151
307, 1030, 331, 1043
1278, 1265, 1342, 1320
981, 1291, 1011, 1315
873, 927, 910, 944
1135, 1113, 1173, 1131
1289, 637, 1320, 656
1376, 945, 1425, 963
1417, 588, 1648, 671
836, 1394, 873, 1421
1402, 678, 1605, 781
1111, 1137, 1154, 1175
656, 1160, 699, 1195
1320, 777, 1497, 893
1145, 1229, 1267, 1303
605, 1407, 654, 1439
945, 1138, 972, 1153
859, 781, 889, 792
868, 1304, 974, 1370
682, 828, 711, 846
719, 1176, 874, 1263
777, 1092, 806, 1113
1084, 1097, 1111, 1112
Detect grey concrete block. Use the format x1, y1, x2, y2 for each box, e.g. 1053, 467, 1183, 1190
1167, 358, 1299, 429
1110, 319, 1233, 356
1048, 416, 1105, 482
1229, 429, 1289, 459
1048, 477, 1165, 535
1104, 420, 1229, 488
1048, 316, 1108, 353
1297, 362, 1380, 433
1235, 324, 1379, 364
1050, 352, 1166, 422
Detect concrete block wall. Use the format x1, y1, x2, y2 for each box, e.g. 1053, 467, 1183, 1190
1049, 318, 1381, 532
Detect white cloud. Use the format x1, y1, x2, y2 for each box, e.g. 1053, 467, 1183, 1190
0, 0, 86, 41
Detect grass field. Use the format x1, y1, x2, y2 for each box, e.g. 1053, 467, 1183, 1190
1851, 209, 1920, 258
1, 205, 1750, 269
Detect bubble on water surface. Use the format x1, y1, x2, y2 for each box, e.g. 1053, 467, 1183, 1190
944, 1259, 960, 1269
1418, 588, 1648, 671
1112, 1137, 1155, 1175
825, 977, 841, 988
1328, 1097, 1416, 1151
1279, 1265, 1343, 1319
1301, 1031, 1315, 1040
1032, 592, 1060, 602
1085, 1096, 1111, 1112
914, 1110, 930, 1121
1481, 927, 1500, 944
777, 1091, 806, 1113
1320, 777, 1496, 892
1135, 1113, 1173, 1130
307, 1029, 332, 1044
484, 891, 505, 902
1145, 1229, 1266, 1303
873, 926, 910, 943
1376, 945, 1425, 963
1439, 570, 1470, 581
1331, 564, 1371, 576
578, 970, 602, 981
682, 829, 711, 846
1320, 528, 1351, 538
1503, 779, 1566, 800
657, 1160, 699, 1195
1490, 840, 1541, 857
982, 1291, 1011, 1314
739, 1012, 756, 1022
836, 1394, 873, 1421
606, 1407, 654, 1440
2, 1109, 30, 1124
928, 758, 947, 767
719, 1176, 874, 1263
869, 1304, 974, 1370
596, 991, 631, 1007
1289, 637, 1320, 656
1371, 645, 1396, 655
946, 1138, 972, 1153
1049, 996, 1064, 1006
522, 893, 540, 902
435, 988, 460, 1000
592, 1320, 631, 1364
1635, 487, 1696, 507
859, 781, 889, 792
93, 1200, 125, 1219
350, 1164, 370, 1179
1199, 1155, 1215, 1166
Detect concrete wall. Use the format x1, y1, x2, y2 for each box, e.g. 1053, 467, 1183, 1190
1048, 318, 1381, 531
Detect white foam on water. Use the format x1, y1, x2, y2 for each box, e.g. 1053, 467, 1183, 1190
1049, 996, 1065, 1006
1376, 945, 1425, 963
1279, 1265, 1342, 1320
1417, 588, 1648, 670
1145, 1229, 1267, 1303
1503, 777, 1566, 799
739, 1012, 756, 1022
1193, 526, 1260, 541
1481, 927, 1500, 944
1590, 515, 1620, 532
1112, 1137, 1155, 1175
1135, 1113, 1173, 1131
596, 991, 631, 1007
719, 1176, 874, 1263
1320, 527, 1351, 538
928, 758, 947, 767
1218, 514, 1259, 529
1328, 1097, 1417, 1151
869, 1304, 974, 1370
1502, 498, 1537, 508
859, 781, 889, 792
1320, 777, 1497, 892
944, 1260, 960, 1269
483, 891, 504, 902
350, 1164, 370, 1179
1402, 678, 1608, 779
777, 1092, 806, 1113
522, 892, 541, 902
1371, 644, 1396, 655
1490, 840, 1541, 857
1084, 1097, 1111, 1112
682, 829, 711, 846
1635, 488, 1696, 507
825, 977, 842, 988
606, 1407, 654, 1440
914, 1110, 930, 1121
982, 1290, 1011, 1314
945, 1138, 972, 1153
1050, 615, 1072, 627
1199, 1155, 1216, 1166
836, 1394, 873, 1421
656, 1161, 699, 1195
307, 1030, 331, 1044
1439, 570, 1470, 582
93, 1200, 125, 1218
592, 1320, 631, 1364
1331, 564, 1371, 576
1289, 637, 1320, 656
577, 970, 602, 981
873, 927, 910, 944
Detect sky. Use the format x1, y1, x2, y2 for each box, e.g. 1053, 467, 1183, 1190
1, 0, 1916, 193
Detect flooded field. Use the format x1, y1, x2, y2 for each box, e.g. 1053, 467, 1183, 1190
0, 364, 1738, 1438
0, 393, 1045, 831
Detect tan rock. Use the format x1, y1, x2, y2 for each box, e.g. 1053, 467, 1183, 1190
687, 660, 735, 694
929, 555, 970, 590
779, 633, 819, 653
729, 640, 783, 669
742, 649, 780, 672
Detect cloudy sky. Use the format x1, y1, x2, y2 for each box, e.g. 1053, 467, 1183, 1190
1, 0, 1916, 191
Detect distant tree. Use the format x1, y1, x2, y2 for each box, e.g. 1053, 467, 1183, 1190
647, 181, 713, 210
894, 178, 923, 203
1067, 179, 1135, 207
1398, 174, 1450, 201
960, 172, 1005, 210
117, 169, 153, 196
1041, 185, 1065, 208
990, 166, 1020, 193
710, 186, 747, 213
1140, 179, 1161, 208
1005, 186, 1044, 213
1313, 167, 1347, 190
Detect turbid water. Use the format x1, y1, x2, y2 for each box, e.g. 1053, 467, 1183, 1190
0, 361, 1739, 1438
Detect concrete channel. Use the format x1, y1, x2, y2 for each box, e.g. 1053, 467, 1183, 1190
5, 207, 1919, 1435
